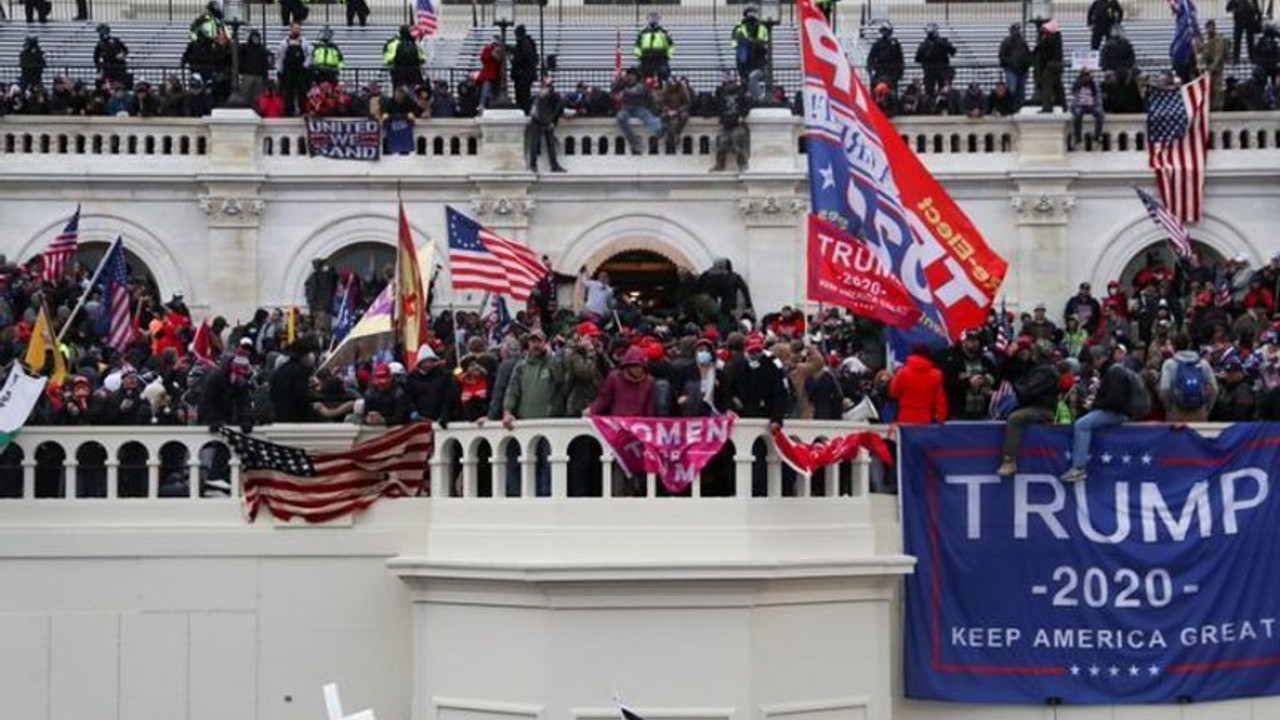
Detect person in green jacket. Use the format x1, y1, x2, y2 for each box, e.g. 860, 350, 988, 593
502, 330, 561, 496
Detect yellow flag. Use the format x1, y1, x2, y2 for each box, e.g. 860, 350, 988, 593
286, 306, 297, 345
26, 306, 67, 385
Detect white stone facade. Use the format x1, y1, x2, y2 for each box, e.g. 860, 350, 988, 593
3, 109, 1277, 325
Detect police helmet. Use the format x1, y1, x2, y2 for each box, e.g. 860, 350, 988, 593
97, 23, 111, 37
880, 22, 893, 36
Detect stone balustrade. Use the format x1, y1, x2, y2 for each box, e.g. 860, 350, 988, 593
4, 110, 1277, 173
0, 418, 886, 509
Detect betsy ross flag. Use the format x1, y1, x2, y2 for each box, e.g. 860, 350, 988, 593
1147, 74, 1210, 224
41, 205, 80, 282
411, 0, 437, 39
219, 422, 433, 522
1134, 186, 1193, 261
446, 206, 546, 303
95, 236, 134, 353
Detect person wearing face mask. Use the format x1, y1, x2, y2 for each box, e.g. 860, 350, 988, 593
677, 336, 729, 417
406, 343, 457, 428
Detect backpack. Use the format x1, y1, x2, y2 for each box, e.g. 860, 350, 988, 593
1172, 359, 1207, 410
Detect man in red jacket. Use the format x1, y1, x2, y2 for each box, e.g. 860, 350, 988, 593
888, 345, 948, 423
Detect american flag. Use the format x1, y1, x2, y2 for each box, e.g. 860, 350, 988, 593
446, 206, 546, 303
332, 274, 357, 343
41, 205, 80, 283
411, 0, 437, 39
95, 236, 134, 353
219, 422, 433, 523
1134, 186, 1193, 261
988, 380, 1016, 419
1147, 74, 1210, 224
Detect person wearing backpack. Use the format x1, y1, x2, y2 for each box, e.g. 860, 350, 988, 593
1158, 333, 1218, 422
1059, 360, 1148, 483
276, 23, 312, 116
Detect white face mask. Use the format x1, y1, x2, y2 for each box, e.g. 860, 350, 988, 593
696, 350, 713, 366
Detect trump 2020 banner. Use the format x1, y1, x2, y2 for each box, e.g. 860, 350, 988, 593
901, 423, 1280, 704
306, 117, 381, 160
806, 215, 921, 328
798, 0, 1006, 354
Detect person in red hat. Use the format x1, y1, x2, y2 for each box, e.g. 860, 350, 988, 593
889, 345, 948, 424
726, 331, 788, 429
563, 321, 608, 417
360, 363, 409, 426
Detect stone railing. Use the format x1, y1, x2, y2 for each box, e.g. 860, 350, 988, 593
0, 418, 887, 505
4, 111, 1280, 172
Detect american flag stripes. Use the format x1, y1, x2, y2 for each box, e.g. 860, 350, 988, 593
219, 422, 433, 523
41, 205, 80, 282
411, 0, 437, 39
446, 206, 546, 303
1134, 186, 1193, 261
1147, 74, 1210, 225
95, 236, 134, 353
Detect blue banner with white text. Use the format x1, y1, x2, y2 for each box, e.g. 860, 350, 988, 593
902, 423, 1280, 704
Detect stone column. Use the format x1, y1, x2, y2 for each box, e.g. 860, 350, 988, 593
1008, 186, 1076, 318
743, 107, 801, 175
200, 109, 267, 323
198, 189, 265, 324
738, 190, 807, 314
477, 109, 533, 174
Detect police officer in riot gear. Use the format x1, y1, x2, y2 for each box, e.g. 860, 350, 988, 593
867, 22, 904, 90
915, 23, 956, 95
94, 24, 130, 86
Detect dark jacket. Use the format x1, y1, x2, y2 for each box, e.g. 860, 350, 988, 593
363, 383, 410, 425
1014, 361, 1060, 411
200, 366, 252, 426
726, 353, 788, 424
405, 366, 458, 427
1093, 363, 1137, 415
511, 34, 538, 77
269, 358, 313, 422
999, 33, 1032, 73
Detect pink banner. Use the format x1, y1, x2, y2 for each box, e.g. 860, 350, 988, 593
589, 415, 736, 494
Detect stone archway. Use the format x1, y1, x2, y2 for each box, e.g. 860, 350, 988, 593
556, 213, 719, 278
1091, 212, 1258, 289
284, 212, 448, 306
18, 211, 191, 301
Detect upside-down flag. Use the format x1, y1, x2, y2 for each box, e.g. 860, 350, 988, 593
1147, 73, 1210, 224
799, 0, 1006, 357
395, 202, 430, 362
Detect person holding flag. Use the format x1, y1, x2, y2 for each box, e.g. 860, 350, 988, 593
798, 0, 1007, 359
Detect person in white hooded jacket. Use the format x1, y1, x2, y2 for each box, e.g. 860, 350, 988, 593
1158, 333, 1218, 422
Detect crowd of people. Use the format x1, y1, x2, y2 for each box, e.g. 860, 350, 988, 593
865, 17, 1280, 139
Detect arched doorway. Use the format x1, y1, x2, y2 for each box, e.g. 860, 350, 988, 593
597, 250, 681, 311
325, 242, 396, 284
1118, 240, 1225, 289
79, 241, 159, 300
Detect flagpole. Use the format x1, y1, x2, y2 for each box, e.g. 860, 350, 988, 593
56, 234, 121, 345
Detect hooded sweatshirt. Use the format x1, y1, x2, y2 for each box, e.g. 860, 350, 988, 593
590, 348, 657, 417
889, 354, 948, 423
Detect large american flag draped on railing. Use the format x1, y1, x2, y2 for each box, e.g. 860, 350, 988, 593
41, 205, 80, 282
446, 206, 546, 302
411, 0, 437, 39
219, 422, 433, 523
95, 236, 134, 353
1147, 73, 1210, 224
1134, 185, 1193, 261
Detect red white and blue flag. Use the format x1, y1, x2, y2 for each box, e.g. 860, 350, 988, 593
799, 0, 1006, 357
94, 236, 134, 353
411, 0, 438, 39
446, 206, 546, 303
1147, 74, 1210, 224
1134, 186, 1193, 261
41, 205, 80, 282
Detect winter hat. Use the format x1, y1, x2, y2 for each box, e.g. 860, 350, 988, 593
620, 347, 648, 369
229, 355, 252, 382
416, 344, 438, 363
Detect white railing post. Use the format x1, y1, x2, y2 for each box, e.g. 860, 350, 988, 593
429, 452, 448, 498
549, 452, 568, 499
65, 460, 79, 500
21, 460, 35, 499
106, 460, 120, 499
147, 460, 161, 499
462, 458, 479, 498
599, 451, 615, 499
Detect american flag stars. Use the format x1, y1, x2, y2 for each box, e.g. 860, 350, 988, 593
1070, 664, 1160, 678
